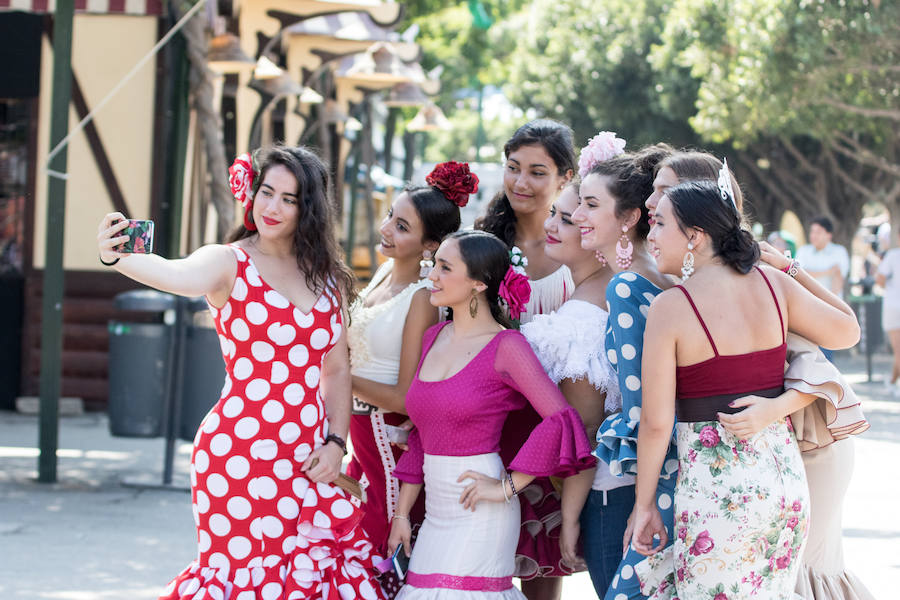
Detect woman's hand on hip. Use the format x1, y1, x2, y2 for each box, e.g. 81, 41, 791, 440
718, 395, 778, 439
457, 470, 505, 511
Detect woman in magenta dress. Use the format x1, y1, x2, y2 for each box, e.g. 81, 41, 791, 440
97, 146, 386, 600
475, 120, 578, 599
346, 162, 470, 565
386, 230, 595, 599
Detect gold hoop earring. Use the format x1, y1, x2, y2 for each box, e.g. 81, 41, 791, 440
469, 290, 478, 318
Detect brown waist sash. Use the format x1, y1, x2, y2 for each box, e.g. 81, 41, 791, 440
676, 386, 784, 423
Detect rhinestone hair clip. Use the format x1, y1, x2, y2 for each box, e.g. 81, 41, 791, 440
717, 158, 738, 212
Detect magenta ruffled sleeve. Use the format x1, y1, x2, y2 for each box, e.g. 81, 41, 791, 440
393, 427, 424, 484
509, 405, 596, 477
496, 331, 596, 476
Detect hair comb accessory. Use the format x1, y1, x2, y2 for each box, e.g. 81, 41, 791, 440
578, 131, 626, 178
498, 265, 531, 322
425, 161, 479, 207
509, 245, 528, 275
717, 158, 738, 212
229, 153, 257, 231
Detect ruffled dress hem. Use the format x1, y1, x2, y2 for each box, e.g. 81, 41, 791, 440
794, 564, 877, 600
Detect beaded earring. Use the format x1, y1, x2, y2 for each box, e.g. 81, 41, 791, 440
615, 225, 634, 270
681, 241, 695, 281
595, 251, 608, 267
419, 250, 434, 278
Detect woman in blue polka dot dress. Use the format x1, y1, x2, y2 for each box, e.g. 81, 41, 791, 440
571, 145, 677, 600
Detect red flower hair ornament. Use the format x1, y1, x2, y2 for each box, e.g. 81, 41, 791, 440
425, 161, 479, 207
229, 153, 257, 231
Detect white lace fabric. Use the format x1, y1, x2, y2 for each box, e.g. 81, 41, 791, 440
521, 299, 621, 412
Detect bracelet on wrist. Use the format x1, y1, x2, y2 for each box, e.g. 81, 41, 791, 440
99, 254, 120, 267
392, 514, 410, 522
506, 471, 518, 497
325, 433, 348, 456
782, 259, 800, 278
500, 478, 511, 503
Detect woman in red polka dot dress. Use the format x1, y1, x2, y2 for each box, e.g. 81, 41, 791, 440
97, 146, 387, 600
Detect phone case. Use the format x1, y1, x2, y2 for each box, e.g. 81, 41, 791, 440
117, 219, 154, 253
385, 424, 410, 445
391, 543, 410, 580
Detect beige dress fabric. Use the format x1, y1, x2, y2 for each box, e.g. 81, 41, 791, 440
784, 335, 876, 600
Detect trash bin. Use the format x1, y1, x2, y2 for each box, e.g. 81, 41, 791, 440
107, 290, 175, 437
179, 313, 226, 441
849, 294, 883, 382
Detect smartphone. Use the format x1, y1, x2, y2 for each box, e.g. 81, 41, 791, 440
391, 542, 411, 580
385, 424, 410, 445
114, 219, 154, 253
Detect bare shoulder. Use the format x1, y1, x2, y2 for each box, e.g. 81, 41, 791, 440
646, 287, 691, 327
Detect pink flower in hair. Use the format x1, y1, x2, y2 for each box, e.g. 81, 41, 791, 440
578, 131, 626, 178
499, 266, 531, 321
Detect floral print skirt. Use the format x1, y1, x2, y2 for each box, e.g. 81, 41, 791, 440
670, 419, 809, 599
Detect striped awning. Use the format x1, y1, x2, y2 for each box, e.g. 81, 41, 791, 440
0, 0, 163, 15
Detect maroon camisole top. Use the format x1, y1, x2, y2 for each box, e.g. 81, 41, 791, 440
674, 267, 786, 422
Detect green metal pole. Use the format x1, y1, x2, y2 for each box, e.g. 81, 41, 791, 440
39, 0, 75, 483
166, 21, 191, 258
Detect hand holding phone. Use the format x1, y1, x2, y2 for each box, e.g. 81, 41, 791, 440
111, 219, 154, 254
391, 539, 411, 580
385, 424, 410, 446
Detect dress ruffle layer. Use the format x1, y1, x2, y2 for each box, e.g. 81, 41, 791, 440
594, 410, 679, 479
795, 564, 877, 600
513, 479, 580, 579
784, 334, 870, 451
161, 480, 386, 600
508, 406, 596, 478
521, 300, 620, 407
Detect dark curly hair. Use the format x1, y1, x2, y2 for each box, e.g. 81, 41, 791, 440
475, 119, 576, 248
666, 180, 759, 274
228, 145, 356, 304
587, 143, 673, 241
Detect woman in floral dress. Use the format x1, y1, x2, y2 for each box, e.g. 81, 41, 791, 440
97, 146, 387, 600
632, 180, 860, 599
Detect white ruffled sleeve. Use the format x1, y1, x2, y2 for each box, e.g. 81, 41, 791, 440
521, 300, 621, 410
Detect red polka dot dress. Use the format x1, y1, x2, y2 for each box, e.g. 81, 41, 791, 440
160, 245, 387, 600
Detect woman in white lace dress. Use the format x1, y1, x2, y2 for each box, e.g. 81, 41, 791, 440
346, 164, 470, 576
520, 182, 626, 598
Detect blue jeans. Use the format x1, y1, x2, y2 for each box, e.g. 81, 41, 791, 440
580, 485, 636, 598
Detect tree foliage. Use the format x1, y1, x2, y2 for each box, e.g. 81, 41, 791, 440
407, 0, 898, 243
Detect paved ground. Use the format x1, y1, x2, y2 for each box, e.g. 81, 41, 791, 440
1, 351, 898, 599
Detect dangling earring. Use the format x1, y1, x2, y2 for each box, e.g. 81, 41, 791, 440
615, 226, 634, 270
469, 290, 479, 318
681, 241, 695, 281
595, 251, 608, 267
419, 250, 434, 278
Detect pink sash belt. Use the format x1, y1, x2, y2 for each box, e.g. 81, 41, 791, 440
406, 571, 513, 591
